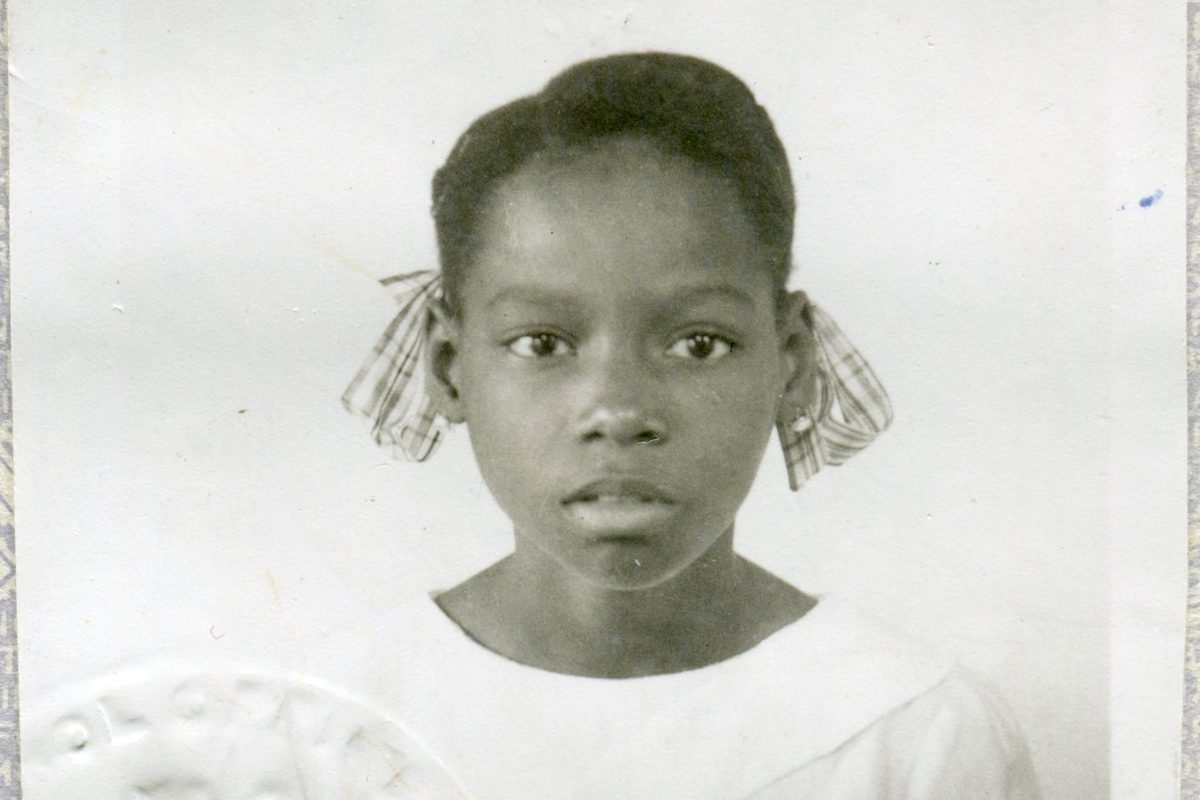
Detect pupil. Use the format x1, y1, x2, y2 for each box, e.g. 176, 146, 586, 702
690, 335, 713, 357
534, 334, 556, 355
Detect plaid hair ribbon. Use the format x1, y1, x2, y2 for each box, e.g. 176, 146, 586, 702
343, 270, 892, 490
341, 270, 448, 460
776, 304, 893, 490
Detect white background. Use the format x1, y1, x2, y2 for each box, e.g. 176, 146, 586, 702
11, 2, 1187, 798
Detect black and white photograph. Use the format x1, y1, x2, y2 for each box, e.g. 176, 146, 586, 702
10, 2, 1187, 798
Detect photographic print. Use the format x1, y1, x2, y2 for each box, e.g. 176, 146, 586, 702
9, 2, 1187, 797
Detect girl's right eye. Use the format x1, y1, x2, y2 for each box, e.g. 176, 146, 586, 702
506, 332, 574, 359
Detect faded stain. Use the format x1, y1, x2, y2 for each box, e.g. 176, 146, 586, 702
311, 238, 379, 282
265, 570, 284, 612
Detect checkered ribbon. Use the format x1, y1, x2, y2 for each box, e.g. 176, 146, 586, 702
342, 271, 892, 490
341, 271, 448, 461
777, 304, 894, 490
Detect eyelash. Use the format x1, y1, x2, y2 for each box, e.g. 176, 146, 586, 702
506, 332, 575, 359
665, 332, 736, 361
504, 332, 737, 361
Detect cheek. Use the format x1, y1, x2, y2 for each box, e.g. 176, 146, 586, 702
461, 365, 563, 442
455, 349, 567, 498
678, 371, 781, 481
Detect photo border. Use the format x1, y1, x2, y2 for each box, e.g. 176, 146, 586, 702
0, 2, 1193, 796
1185, 1, 1199, 797
0, 0, 20, 796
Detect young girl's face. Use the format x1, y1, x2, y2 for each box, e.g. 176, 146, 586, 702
438, 138, 801, 590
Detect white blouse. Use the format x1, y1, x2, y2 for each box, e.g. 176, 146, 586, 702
325, 594, 1042, 799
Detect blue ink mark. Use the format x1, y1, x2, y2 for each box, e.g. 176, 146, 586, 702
1139, 189, 1164, 208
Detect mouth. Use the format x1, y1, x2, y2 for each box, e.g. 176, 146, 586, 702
562, 478, 676, 533
563, 478, 675, 505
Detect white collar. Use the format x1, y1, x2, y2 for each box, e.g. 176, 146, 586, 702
357, 592, 957, 799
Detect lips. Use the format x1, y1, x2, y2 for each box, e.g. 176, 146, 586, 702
563, 477, 675, 505
562, 478, 677, 533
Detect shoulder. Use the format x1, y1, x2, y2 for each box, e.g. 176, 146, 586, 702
806, 599, 1041, 767
742, 599, 1042, 799
718, 598, 955, 785
772, 596, 956, 696
746, 668, 1042, 800
899, 669, 1031, 753
872, 668, 1042, 798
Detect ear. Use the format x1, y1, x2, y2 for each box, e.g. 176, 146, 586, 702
425, 299, 466, 424
776, 290, 818, 423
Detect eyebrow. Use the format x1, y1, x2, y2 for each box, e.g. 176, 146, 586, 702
668, 284, 757, 309
484, 283, 757, 311
485, 286, 584, 312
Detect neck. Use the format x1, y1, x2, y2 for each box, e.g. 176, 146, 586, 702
488, 527, 756, 677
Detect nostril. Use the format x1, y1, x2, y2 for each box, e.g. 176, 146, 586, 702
577, 410, 666, 445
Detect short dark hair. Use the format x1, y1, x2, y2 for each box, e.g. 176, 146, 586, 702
432, 52, 795, 313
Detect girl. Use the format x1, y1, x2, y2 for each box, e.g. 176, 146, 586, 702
343, 52, 1041, 799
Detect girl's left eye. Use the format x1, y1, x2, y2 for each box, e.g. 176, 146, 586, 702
507, 332, 574, 358
665, 333, 735, 361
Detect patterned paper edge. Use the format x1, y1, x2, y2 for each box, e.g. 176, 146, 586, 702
0, 0, 16, 795
1186, 2, 1200, 797
0, 0, 17, 796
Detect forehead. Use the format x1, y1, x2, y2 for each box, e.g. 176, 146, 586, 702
464, 139, 773, 308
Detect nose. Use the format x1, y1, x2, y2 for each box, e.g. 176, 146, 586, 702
579, 407, 667, 446
574, 349, 668, 447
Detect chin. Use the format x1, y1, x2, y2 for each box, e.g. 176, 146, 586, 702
571, 552, 689, 592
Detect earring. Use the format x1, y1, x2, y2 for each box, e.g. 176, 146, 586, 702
789, 409, 815, 433
777, 405, 822, 492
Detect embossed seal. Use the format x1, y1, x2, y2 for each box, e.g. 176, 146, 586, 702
23, 666, 468, 799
